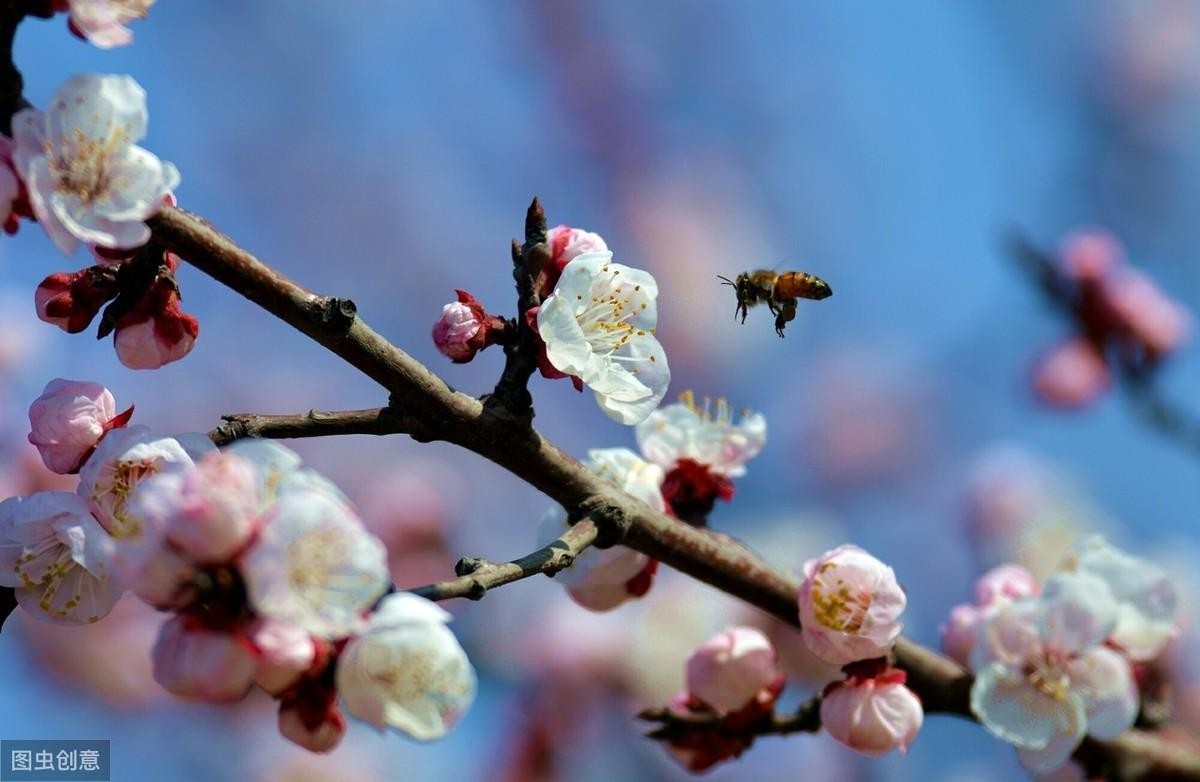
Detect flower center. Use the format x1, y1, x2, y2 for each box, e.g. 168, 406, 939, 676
43, 118, 133, 205
810, 562, 872, 633
1025, 650, 1072, 702
96, 458, 159, 538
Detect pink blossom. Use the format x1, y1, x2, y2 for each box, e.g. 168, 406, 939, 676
431, 289, 505, 363
820, 667, 923, 756
798, 544, 905, 666
539, 224, 609, 298
27, 379, 133, 474
247, 618, 317, 695
685, 626, 782, 715
974, 563, 1039, 607
34, 268, 117, 334
142, 451, 261, 564
278, 700, 346, 753
63, 0, 154, 49
1033, 337, 1111, 409
151, 614, 257, 702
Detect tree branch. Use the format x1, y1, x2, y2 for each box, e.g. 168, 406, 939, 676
639, 696, 823, 741
408, 519, 598, 601
208, 407, 407, 446
148, 205, 1200, 780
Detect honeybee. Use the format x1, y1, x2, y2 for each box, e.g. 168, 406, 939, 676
718, 269, 833, 337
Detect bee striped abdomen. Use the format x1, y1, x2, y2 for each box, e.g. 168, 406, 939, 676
774, 272, 832, 301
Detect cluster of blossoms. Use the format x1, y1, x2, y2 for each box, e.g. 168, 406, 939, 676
941, 538, 1177, 774
537, 392, 766, 612
433, 224, 670, 425
1033, 229, 1190, 408
1, 379, 476, 752
0, 70, 197, 370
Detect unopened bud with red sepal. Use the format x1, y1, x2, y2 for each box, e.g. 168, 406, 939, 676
431, 290, 507, 363
34, 266, 118, 333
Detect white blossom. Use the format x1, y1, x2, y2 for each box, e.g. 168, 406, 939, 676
241, 479, 389, 638
67, 0, 155, 49
636, 391, 766, 477
12, 73, 179, 256
336, 592, 476, 740
537, 252, 670, 425
0, 491, 119, 624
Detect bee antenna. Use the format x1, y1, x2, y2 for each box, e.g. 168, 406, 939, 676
716, 275, 735, 287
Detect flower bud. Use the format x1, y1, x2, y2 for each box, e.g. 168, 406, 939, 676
431, 290, 505, 363
1032, 337, 1110, 409
113, 294, 199, 370
1104, 270, 1191, 359
820, 668, 923, 756
660, 691, 753, 773
685, 626, 782, 715
1060, 230, 1121, 285
151, 615, 256, 702
798, 544, 905, 666
278, 700, 346, 753
27, 379, 132, 474
940, 603, 986, 666
34, 268, 117, 333
161, 452, 261, 564
247, 618, 318, 695
540, 225, 608, 297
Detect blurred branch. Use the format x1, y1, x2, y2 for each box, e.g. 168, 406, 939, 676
1011, 232, 1200, 461
408, 519, 598, 601
208, 407, 406, 446
144, 204, 1200, 780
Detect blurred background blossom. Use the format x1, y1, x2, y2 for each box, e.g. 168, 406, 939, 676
2, 1, 1200, 780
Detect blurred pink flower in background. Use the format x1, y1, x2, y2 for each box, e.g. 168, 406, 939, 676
151, 614, 257, 702
940, 563, 1040, 666
1032, 337, 1111, 409
684, 626, 783, 716
355, 467, 456, 589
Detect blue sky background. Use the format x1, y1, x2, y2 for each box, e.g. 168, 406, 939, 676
1, 2, 1199, 780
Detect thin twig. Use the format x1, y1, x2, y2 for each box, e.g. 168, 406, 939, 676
208, 408, 407, 446
639, 696, 823, 741
409, 519, 598, 601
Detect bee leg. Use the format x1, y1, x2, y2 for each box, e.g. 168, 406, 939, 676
737, 302, 748, 324
774, 299, 796, 338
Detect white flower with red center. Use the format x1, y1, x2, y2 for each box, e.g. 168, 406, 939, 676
76, 425, 202, 539
684, 626, 783, 715
538, 448, 663, 611
1061, 536, 1177, 661
12, 73, 179, 256
241, 479, 389, 639
535, 252, 670, 425
636, 392, 766, 478
150, 613, 257, 702
63, 0, 155, 49
27, 378, 133, 474
821, 664, 923, 756
336, 592, 477, 740
969, 572, 1140, 773
0, 491, 120, 624
797, 544, 906, 666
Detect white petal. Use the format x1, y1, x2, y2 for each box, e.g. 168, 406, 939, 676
970, 663, 1086, 750
1038, 572, 1119, 654
1072, 647, 1138, 740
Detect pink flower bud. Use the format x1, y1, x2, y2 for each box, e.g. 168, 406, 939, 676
685, 626, 782, 715
973, 563, 1039, 607
431, 289, 505, 363
660, 691, 755, 773
1103, 270, 1191, 358
162, 452, 261, 564
1060, 230, 1122, 284
939, 603, 987, 667
1033, 337, 1111, 409
798, 544, 905, 666
247, 618, 318, 695
278, 699, 346, 754
27, 378, 132, 474
539, 225, 609, 297
113, 294, 199, 370
34, 268, 117, 333
151, 615, 256, 702
820, 668, 923, 756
